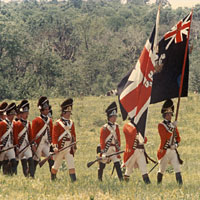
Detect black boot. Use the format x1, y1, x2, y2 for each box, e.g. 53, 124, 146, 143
33, 160, 39, 174
142, 173, 151, 184
0, 161, 2, 170
21, 159, 28, 177
2, 160, 11, 175
157, 172, 163, 184
10, 159, 17, 175
48, 159, 54, 172
98, 162, 105, 181
114, 162, 123, 181
124, 175, 130, 182
175, 172, 183, 185
27, 157, 35, 178
70, 173, 76, 182
15, 160, 19, 175
51, 173, 57, 181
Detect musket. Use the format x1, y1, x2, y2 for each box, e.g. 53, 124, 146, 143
87, 150, 124, 168
39, 141, 77, 168
0, 144, 18, 153
148, 162, 158, 174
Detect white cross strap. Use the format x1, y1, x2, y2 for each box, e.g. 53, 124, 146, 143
57, 119, 72, 142
18, 122, 29, 139
35, 117, 50, 139
0, 121, 13, 142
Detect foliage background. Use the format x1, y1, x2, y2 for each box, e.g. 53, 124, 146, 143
0, 0, 200, 100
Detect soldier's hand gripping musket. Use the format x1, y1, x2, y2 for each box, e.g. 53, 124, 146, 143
39, 141, 77, 168
87, 150, 124, 168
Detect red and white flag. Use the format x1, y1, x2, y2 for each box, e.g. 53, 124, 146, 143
117, 8, 160, 136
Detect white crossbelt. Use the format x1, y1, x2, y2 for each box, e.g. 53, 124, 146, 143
57, 119, 72, 142
18, 122, 29, 139
0, 120, 13, 142
35, 117, 50, 139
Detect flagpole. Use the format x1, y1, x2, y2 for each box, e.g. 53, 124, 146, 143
175, 10, 193, 121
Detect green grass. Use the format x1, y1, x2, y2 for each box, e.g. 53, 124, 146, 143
0, 94, 200, 199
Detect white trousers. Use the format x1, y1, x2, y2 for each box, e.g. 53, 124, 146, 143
101, 146, 120, 164
18, 146, 32, 160
0, 149, 15, 161
33, 142, 50, 161
124, 149, 147, 176
158, 148, 181, 174
52, 149, 75, 170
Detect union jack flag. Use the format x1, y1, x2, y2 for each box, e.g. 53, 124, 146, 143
164, 13, 192, 50
117, 23, 158, 136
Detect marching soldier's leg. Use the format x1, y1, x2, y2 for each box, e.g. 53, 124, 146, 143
51, 152, 63, 181
171, 151, 182, 185
27, 157, 35, 178
137, 152, 151, 184
175, 172, 183, 185
48, 159, 54, 173
43, 144, 54, 173
157, 172, 163, 184
98, 162, 105, 181
157, 155, 168, 184
33, 144, 43, 174
8, 149, 17, 175
10, 159, 17, 175
2, 160, 10, 175
69, 169, 76, 182
66, 153, 76, 182
15, 160, 19, 175
21, 159, 28, 177
51, 168, 57, 180
114, 161, 123, 181
142, 174, 151, 184
0, 161, 3, 171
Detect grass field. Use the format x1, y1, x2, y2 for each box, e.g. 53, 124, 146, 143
0, 94, 200, 200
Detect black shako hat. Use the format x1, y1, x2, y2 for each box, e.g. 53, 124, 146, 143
38, 96, 49, 110
105, 102, 117, 118
61, 98, 73, 112
6, 102, 17, 115
161, 99, 174, 114
18, 100, 30, 113
0, 102, 8, 115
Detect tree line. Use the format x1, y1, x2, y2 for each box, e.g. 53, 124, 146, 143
0, 0, 199, 100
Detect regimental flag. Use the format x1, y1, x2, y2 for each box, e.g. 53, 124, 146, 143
117, 24, 158, 136
151, 12, 192, 104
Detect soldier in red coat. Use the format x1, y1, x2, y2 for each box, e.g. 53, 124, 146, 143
0, 103, 18, 175
98, 102, 123, 181
32, 96, 54, 175
15, 100, 35, 178
51, 98, 77, 181
122, 120, 150, 184
0, 102, 8, 172
157, 99, 182, 185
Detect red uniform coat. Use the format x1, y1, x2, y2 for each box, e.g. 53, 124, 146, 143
123, 123, 147, 163
157, 122, 181, 160
15, 121, 32, 147
52, 119, 76, 149
100, 123, 121, 152
32, 117, 53, 145
52, 119, 76, 155
123, 123, 137, 164
0, 120, 18, 146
